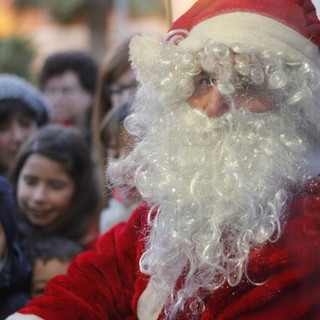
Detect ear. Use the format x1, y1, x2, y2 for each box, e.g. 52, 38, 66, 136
129, 33, 162, 84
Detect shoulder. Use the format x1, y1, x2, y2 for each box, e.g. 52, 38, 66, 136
287, 176, 320, 238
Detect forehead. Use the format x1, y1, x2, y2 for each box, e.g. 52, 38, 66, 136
0, 110, 37, 122
21, 154, 70, 178
33, 258, 69, 281
44, 71, 81, 88
0, 100, 37, 121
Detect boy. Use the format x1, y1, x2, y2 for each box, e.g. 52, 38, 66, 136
0, 74, 50, 176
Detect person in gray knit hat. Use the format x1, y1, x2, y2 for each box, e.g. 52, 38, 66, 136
0, 74, 50, 177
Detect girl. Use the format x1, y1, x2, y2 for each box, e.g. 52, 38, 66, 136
99, 103, 141, 233
92, 38, 136, 194
9, 124, 101, 249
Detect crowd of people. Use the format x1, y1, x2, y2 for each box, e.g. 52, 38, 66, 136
0, 37, 136, 318
1, 0, 320, 319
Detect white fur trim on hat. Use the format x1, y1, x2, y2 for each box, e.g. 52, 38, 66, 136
129, 34, 162, 83
5, 314, 44, 320
178, 12, 320, 61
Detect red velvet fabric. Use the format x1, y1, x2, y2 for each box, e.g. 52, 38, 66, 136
17, 180, 320, 319
168, 0, 320, 49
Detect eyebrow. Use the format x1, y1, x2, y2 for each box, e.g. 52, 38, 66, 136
22, 174, 37, 179
23, 174, 70, 185
195, 70, 209, 77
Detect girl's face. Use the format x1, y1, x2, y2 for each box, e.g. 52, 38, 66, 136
17, 154, 75, 226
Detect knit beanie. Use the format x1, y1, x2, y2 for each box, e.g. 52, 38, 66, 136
0, 74, 50, 126
0, 176, 17, 251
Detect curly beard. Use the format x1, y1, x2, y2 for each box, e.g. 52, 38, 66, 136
108, 94, 316, 319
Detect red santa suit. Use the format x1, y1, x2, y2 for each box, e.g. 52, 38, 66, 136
10, 0, 320, 318
11, 177, 320, 320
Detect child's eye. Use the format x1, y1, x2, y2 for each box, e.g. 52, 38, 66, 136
23, 176, 37, 186
18, 117, 35, 129
50, 181, 67, 190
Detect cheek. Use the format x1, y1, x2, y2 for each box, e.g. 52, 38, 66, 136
72, 92, 92, 110
19, 127, 37, 147
237, 93, 274, 113
16, 181, 29, 208
0, 132, 7, 143
247, 99, 271, 113
82, 92, 93, 106
187, 94, 205, 109
54, 189, 75, 213
0, 149, 9, 168
24, 125, 37, 137
0, 133, 11, 151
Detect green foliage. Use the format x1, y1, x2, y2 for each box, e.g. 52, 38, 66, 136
47, 0, 87, 23
130, 0, 165, 16
0, 37, 35, 81
14, 0, 86, 24
14, 0, 43, 10
14, 0, 165, 21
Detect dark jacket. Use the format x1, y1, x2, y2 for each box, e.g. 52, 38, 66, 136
0, 176, 31, 319
0, 243, 31, 319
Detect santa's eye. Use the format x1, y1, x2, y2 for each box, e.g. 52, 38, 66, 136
194, 72, 216, 90
200, 76, 212, 85
196, 74, 214, 87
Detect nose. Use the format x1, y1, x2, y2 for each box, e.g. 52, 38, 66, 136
32, 184, 48, 203
188, 87, 229, 118
48, 92, 64, 109
11, 123, 25, 145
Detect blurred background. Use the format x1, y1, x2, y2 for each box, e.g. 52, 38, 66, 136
0, 0, 176, 81
1, 0, 319, 82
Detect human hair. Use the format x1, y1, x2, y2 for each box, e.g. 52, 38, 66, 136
0, 74, 50, 126
27, 235, 83, 265
95, 39, 132, 115
99, 101, 132, 150
9, 124, 101, 243
0, 99, 38, 125
91, 39, 132, 190
38, 50, 98, 94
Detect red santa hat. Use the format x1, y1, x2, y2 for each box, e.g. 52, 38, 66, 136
163, 0, 320, 61
130, 0, 320, 84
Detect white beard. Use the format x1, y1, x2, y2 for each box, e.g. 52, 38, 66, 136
108, 100, 314, 319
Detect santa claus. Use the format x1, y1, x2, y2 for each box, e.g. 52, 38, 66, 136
7, 0, 320, 319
